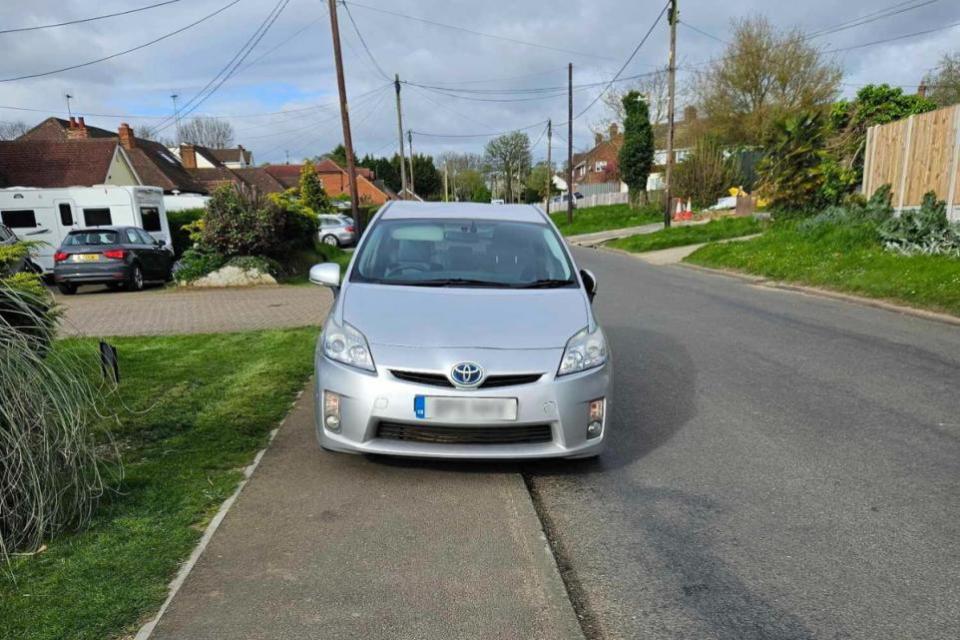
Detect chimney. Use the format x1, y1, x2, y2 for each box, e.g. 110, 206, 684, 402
608, 123, 619, 139
917, 80, 928, 98
594, 132, 603, 147
67, 116, 89, 140
683, 105, 698, 123
118, 122, 136, 150
180, 143, 197, 169
237, 144, 247, 165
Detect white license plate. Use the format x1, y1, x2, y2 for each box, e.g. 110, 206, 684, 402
415, 396, 517, 422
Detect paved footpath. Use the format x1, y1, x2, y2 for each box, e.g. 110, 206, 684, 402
148, 390, 583, 640
55, 285, 333, 336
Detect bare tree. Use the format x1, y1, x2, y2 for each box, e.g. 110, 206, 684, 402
0, 120, 30, 140
135, 125, 176, 147
923, 52, 960, 107
484, 133, 532, 203
178, 117, 236, 148
598, 66, 671, 130
692, 16, 841, 145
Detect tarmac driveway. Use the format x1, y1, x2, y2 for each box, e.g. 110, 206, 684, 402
55, 285, 333, 336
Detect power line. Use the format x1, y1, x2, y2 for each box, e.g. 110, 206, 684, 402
412, 119, 549, 139
822, 18, 960, 53
680, 21, 726, 43
0, 0, 182, 35
341, 0, 390, 81
572, 1, 669, 121
151, 0, 290, 132
0, 0, 242, 83
806, 0, 940, 40
342, 0, 618, 61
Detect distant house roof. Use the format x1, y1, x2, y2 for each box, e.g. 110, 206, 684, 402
15, 117, 206, 194
207, 146, 252, 165
18, 117, 115, 141
0, 139, 121, 188
262, 164, 303, 188
188, 166, 285, 195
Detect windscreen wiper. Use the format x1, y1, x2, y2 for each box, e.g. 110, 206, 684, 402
513, 279, 576, 289
405, 278, 504, 288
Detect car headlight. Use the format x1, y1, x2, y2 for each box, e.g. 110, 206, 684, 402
558, 325, 607, 376
322, 318, 375, 372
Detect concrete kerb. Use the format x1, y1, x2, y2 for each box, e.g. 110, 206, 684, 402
133, 387, 307, 640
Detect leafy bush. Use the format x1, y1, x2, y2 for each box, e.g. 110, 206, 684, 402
225, 255, 281, 275
166, 207, 206, 257
1, 241, 57, 349
173, 247, 226, 283
672, 137, 743, 208
758, 112, 827, 211
797, 184, 894, 234
879, 192, 960, 257
0, 281, 109, 558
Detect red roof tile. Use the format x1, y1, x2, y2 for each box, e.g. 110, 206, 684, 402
0, 139, 119, 188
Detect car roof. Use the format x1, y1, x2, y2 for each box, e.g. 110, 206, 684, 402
69, 226, 135, 232
379, 201, 548, 223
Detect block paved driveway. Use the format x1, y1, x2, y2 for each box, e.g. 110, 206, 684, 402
55, 285, 333, 336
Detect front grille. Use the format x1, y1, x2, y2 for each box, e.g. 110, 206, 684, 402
390, 369, 542, 388
377, 422, 553, 445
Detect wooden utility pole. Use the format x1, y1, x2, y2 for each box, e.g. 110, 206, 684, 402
327, 0, 361, 225
663, 0, 678, 228
545, 119, 552, 214
394, 74, 408, 200
407, 129, 416, 197
567, 62, 574, 225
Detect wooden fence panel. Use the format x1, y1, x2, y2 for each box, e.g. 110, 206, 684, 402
863, 104, 960, 221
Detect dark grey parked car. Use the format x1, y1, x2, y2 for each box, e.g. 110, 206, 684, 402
53, 226, 173, 295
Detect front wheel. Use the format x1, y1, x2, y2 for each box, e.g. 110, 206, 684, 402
126, 265, 144, 292
322, 234, 340, 247
57, 282, 77, 295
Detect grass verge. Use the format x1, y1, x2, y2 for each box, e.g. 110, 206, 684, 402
550, 203, 661, 236
687, 223, 960, 316
279, 243, 353, 285
0, 328, 317, 640
607, 216, 763, 253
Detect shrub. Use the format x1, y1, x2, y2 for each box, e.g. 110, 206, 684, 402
879, 191, 960, 257
672, 137, 743, 208
1, 241, 57, 349
0, 282, 109, 558
758, 112, 827, 211
225, 255, 281, 275
797, 184, 894, 234
173, 247, 226, 283
166, 207, 206, 257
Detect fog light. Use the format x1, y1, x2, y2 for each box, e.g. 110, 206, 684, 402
587, 421, 603, 439
323, 390, 341, 432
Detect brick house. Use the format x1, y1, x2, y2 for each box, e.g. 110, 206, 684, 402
572, 124, 624, 189
176, 143, 284, 195
263, 159, 390, 205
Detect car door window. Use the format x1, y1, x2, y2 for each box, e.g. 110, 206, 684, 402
126, 229, 141, 245
136, 229, 156, 246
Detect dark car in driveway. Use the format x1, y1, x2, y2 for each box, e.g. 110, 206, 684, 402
53, 226, 173, 295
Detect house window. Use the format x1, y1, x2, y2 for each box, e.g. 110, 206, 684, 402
83, 208, 113, 227
59, 203, 74, 226
1, 210, 37, 228
594, 160, 608, 173
140, 206, 161, 232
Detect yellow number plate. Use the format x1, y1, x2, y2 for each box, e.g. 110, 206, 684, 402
73, 254, 100, 262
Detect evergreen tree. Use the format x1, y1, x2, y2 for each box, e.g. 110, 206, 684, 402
619, 91, 654, 202
298, 160, 330, 213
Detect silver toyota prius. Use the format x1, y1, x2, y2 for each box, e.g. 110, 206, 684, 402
310, 201, 612, 459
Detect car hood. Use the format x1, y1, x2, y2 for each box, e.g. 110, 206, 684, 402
342, 284, 589, 349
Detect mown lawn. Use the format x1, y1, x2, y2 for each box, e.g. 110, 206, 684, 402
550, 203, 661, 236
0, 328, 317, 640
687, 223, 960, 316
608, 216, 763, 253
278, 243, 353, 285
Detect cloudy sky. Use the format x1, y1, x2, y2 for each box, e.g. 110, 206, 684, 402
0, 0, 957, 165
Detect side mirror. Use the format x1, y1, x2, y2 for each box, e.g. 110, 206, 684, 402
310, 263, 341, 289
580, 268, 598, 303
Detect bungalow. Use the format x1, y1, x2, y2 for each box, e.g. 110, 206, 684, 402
176, 144, 284, 195
166, 144, 253, 169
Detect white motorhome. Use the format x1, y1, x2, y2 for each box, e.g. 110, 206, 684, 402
0, 185, 172, 273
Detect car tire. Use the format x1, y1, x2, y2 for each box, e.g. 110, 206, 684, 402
57, 283, 77, 295
322, 234, 340, 247
126, 264, 144, 292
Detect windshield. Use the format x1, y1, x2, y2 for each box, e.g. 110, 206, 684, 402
351, 218, 576, 288
65, 231, 119, 246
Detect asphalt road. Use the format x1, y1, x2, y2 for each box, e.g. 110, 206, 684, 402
524, 247, 960, 640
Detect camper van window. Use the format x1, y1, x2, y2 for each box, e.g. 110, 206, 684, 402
1, 210, 38, 228
83, 208, 112, 227
59, 203, 74, 226
140, 207, 162, 232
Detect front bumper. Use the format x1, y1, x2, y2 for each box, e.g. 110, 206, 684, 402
314, 345, 612, 460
